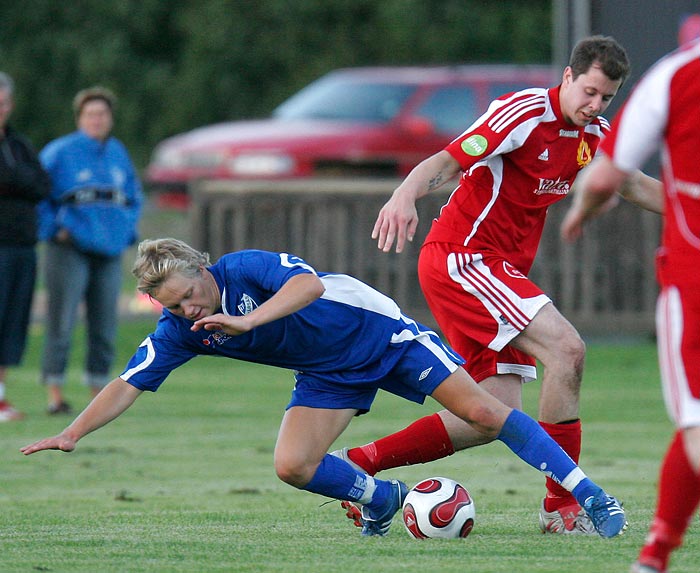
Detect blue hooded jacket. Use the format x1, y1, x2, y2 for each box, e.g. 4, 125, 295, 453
38, 130, 142, 256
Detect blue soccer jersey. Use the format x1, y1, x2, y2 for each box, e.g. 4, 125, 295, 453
121, 250, 463, 394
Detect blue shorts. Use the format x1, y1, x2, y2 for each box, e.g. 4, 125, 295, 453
287, 331, 463, 414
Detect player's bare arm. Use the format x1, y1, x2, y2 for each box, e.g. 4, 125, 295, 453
617, 170, 664, 214
561, 155, 630, 242
192, 273, 325, 335
20, 378, 142, 455
372, 150, 460, 253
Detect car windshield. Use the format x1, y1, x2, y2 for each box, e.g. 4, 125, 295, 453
414, 86, 478, 135
488, 82, 540, 101
273, 75, 417, 123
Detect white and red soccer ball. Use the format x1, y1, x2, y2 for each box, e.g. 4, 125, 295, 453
401, 477, 475, 539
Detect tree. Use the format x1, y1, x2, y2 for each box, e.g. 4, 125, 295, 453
0, 0, 551, 168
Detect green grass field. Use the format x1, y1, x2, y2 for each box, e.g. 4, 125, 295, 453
0, 320, 697, 572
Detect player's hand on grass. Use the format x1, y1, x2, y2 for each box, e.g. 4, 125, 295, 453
20, 434, 77, 455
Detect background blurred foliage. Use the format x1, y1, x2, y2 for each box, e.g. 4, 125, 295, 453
0, 0, 551, 168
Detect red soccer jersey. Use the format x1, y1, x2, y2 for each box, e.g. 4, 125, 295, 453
425, 86, 609, 274
601, 40, 700, 283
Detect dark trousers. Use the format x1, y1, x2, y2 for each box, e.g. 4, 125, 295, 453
0, 245, 37, 366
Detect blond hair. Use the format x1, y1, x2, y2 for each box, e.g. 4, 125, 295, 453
132, 238, 211, 296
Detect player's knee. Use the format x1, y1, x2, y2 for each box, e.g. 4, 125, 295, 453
274, 455, 314, 488
458, 403, 503, 439
555, 330, 586, 372
566, 333, 586, 372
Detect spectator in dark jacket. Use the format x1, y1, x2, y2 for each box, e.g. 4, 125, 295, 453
0, 71, 51, 421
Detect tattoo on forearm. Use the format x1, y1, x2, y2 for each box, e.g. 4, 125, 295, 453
428, 171, 443, 192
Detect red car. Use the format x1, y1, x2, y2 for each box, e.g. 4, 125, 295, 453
145, 65, 556, 207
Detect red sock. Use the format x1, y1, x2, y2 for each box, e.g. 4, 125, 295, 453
638, 431, 700, 572
347, 413, 454, 476
539, 419, 581, 511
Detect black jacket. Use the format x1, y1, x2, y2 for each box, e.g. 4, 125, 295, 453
0, 125, 50, 246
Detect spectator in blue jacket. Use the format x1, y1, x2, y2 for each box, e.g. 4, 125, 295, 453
37, 86, 142, 414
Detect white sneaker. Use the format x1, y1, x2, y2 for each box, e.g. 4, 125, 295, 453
0, 400, 23, 422
539, 500, 597, 535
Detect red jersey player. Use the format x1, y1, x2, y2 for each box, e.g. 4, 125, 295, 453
335, 36, 659, 535
562, 37, 700, 573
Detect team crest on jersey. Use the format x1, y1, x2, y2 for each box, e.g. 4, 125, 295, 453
577, 140, 592, 167
461, 134, 488, 156
202, 331, 232, 347
237, 293, 258, 315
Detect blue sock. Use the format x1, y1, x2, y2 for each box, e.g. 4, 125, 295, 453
497, 410, 601, 506
301, 454, 393, 510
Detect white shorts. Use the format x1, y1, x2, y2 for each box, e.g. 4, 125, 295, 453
657, 285, 700, 428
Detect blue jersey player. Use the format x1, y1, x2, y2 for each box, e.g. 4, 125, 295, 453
21, 238, 626, 538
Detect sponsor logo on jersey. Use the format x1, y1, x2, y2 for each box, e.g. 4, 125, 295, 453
461, 134, 488, 156
237, 293, 258, 315
559, 129, 579, 138
538, 148, 549, 161
502, 261, 527, 279
202, 331, 232, 347
576, 140, 592, 167
534, 177, 571, 195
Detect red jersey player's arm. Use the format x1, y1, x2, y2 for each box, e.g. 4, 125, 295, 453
562, 156, 663, 242
372, 150, 460, 253
562, 155, 629, 242
617, 170, 664, 214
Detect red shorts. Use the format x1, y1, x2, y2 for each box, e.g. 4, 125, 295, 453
656, 283, 700, 428
418, 242, 551, 383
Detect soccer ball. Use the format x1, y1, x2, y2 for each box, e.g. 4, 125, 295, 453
401, 477, 475, 539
